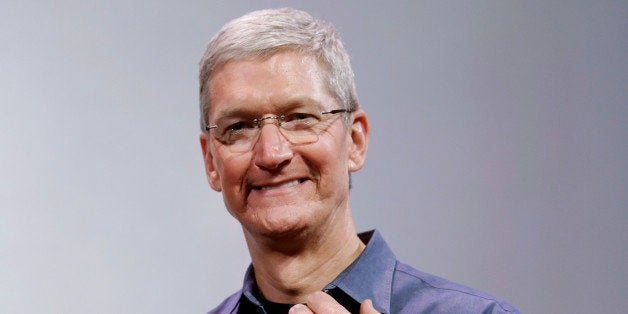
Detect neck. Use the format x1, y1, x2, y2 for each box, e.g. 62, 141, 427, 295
244, 211, 364, 304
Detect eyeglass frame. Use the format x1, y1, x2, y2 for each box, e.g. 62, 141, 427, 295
204, 108, 353, 151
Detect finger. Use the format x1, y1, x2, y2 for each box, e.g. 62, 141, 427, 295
360, 299, 380, 314
305, 290, 350, 313
289, 303, 313, 314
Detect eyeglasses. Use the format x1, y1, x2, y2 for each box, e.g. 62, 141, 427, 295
205, 108, 352, 153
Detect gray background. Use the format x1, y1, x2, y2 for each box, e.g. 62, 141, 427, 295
2, 1, 626, 313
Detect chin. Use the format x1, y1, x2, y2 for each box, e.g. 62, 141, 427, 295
245, 214, 310, 241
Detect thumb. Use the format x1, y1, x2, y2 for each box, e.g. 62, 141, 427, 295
360, 299, 380, 314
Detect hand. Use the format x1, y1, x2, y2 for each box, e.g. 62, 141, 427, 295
289, 291, 380, 314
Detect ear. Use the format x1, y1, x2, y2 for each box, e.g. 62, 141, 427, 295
199, 132, 222, 192
347, 109, 369, 172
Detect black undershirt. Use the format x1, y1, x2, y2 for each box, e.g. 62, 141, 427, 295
258, 298, 295, 314
240, 288, 361, 314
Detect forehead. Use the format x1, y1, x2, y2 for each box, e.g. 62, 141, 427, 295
206, 51, 336, 118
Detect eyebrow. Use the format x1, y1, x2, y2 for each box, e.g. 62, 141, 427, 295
211, 96, 327, 120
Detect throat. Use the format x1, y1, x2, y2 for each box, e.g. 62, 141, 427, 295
251, 238, 366, 304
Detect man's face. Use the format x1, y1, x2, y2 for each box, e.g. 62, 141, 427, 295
199, 51, 368, 239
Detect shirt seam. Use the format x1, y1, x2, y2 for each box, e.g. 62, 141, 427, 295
394, 267, 516, 313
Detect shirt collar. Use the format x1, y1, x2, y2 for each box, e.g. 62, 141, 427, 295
324, 229, 395, 313
239, 229, 395, 313
240, 265, 261, 308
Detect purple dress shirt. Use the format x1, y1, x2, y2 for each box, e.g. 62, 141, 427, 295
208, 230, 520, 313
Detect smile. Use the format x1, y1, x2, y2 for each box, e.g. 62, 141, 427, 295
257, 179, 303, 191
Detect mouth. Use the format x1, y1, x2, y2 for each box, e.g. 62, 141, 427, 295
252, 179, 306, 191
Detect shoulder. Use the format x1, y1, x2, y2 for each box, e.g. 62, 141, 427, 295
391, 262, 520, 314
206, 290, 241, 314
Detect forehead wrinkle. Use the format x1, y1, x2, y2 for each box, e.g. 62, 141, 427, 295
209, 87, 272, 120
210, 106, 257, 122
209, 52, 336, 120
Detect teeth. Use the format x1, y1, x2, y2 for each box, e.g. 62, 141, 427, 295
259, 179, 300, 191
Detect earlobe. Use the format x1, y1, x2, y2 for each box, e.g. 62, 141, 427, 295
347, 109, 369, 172
200, 132, 222, 192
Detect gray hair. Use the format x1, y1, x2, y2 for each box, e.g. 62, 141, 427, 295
198, 8, 359, 130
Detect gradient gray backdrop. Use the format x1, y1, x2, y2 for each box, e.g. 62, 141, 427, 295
3, 1, 627, 313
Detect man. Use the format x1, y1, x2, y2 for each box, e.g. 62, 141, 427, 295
199, 8, 519, 314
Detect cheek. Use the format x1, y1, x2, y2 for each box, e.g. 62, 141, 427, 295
318, 130, 350, 163
215, 153, 250, 189
308, 134, 350, 178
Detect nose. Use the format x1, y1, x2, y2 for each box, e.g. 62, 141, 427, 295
252, 123, 293, 170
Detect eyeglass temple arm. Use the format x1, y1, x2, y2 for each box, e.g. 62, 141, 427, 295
322, 108, 354, 115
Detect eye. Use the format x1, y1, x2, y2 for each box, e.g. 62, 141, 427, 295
226, 121, 251, 131
290, 112, 314, 120
221, 120, 256, 136
284, 112, 319, 122
282, 112, 320, 130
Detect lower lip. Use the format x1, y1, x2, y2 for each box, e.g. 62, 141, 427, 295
259, 179, 301, 191
251, 179, 305, 196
